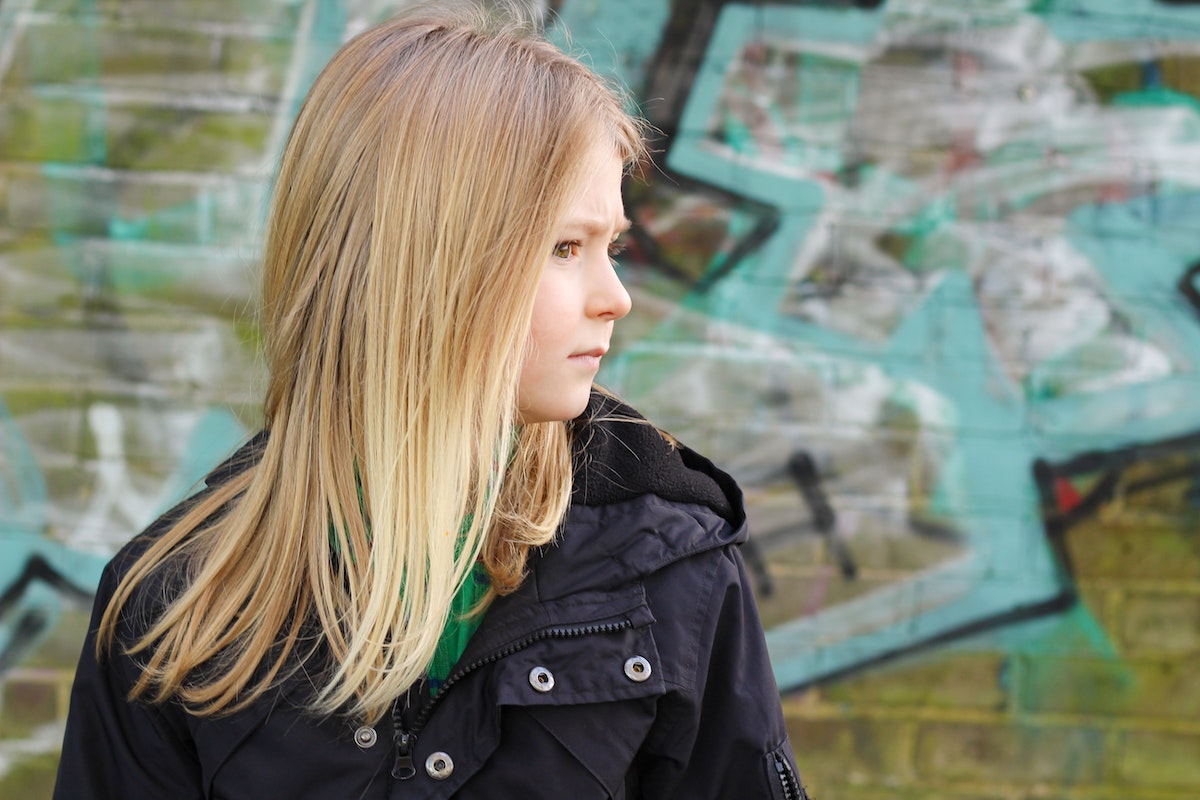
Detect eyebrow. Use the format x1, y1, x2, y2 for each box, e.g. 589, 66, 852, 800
562, 216, 632, 238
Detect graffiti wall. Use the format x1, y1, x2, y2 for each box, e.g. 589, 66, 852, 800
2, 0, 1198, 796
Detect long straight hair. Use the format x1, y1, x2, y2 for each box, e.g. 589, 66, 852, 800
98, 3, 646, 723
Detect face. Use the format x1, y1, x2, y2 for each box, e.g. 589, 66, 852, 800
516, 145, 632, 423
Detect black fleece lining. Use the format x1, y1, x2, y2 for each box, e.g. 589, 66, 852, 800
570, 390, 732, 519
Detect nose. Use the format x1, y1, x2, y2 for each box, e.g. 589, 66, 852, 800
588, 256, 632, 321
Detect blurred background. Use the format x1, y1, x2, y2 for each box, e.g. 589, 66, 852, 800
3, 0, 1200, 797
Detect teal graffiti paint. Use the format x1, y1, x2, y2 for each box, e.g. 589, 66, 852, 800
0, 397, 108, 669
584, 0, 1200, 687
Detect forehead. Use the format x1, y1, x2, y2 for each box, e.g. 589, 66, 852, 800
559, 149, 627, 234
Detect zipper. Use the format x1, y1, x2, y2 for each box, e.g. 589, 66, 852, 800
772, 750, 804, 800
391, 729, 417, 780
391, 617, 634, 780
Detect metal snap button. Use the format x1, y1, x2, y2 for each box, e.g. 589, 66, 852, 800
624, 655, 652, 682
425, 751, 454, 779
529, 665, 555, 693
353, 725, 377, 749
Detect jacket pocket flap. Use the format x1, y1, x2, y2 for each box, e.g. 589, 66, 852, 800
492, 620, 664, 707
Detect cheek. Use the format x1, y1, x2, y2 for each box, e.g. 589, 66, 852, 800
519, 291, 556, 381
523, 304, 551, 365
525, 273, 574, 355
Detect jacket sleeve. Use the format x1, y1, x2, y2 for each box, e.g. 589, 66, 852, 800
53, 556, 204, 799
637, 544, 809, 800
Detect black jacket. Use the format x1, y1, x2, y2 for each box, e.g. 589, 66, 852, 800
54, 393, 806, 799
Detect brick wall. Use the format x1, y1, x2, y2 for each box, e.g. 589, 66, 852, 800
0, 1, 341, 795
783, 478, 1200, 798
568, 1, 1200, 796
3, 0, 1199, 797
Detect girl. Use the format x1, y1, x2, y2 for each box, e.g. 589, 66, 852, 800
54, 4, 804, 798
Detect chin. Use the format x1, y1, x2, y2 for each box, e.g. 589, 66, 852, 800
518, 389, 592, 424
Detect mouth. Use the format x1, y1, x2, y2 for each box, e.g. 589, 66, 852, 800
568, 348, 607, 370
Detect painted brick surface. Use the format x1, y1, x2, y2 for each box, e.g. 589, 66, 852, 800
0, 678, 58, 739
786, 716, 917, 788
1119, 731, 1200, 790
820, 652, 1009, 712
1120, 592, 1200, 654
3, 0, 1200, 798
914, 723, 1108, 785
1066, 520, 1200, 581
1019, 655, 1200, 720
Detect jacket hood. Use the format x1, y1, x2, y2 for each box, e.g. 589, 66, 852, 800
522, 389, 748, 602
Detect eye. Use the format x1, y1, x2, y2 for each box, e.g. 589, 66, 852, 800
607, 239, 627, 259
552, 241, 580, 260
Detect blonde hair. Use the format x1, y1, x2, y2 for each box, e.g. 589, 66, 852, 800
99, 2, 645, 723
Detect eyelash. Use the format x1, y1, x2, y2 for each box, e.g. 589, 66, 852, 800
551, 240, 627, 260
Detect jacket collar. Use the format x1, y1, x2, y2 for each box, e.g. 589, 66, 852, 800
523, 390, 747, 603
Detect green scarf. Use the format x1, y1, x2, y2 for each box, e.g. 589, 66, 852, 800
329, 507, 489, 696
426, 557, 489, 694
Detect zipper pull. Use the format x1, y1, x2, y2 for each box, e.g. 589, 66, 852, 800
392, 730, 417, 780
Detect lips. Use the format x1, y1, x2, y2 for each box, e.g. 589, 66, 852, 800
568, 348, 606, 370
